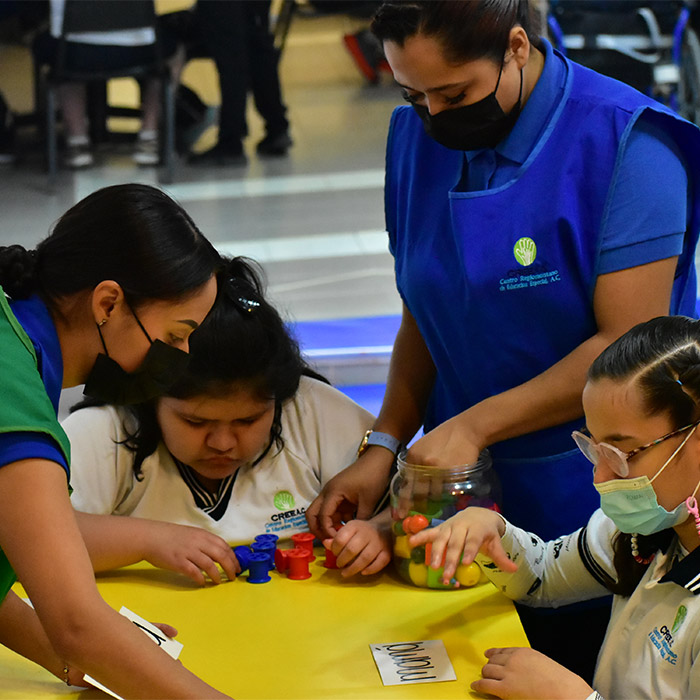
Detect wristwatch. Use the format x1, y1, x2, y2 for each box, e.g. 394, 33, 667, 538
357, 429, 402, 457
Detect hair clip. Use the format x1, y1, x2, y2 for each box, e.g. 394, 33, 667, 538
225, 278, 261, 315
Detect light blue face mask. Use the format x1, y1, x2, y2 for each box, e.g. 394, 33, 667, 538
594, 426, 700, 535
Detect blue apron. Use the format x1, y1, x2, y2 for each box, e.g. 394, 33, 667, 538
386, 59, 700, 541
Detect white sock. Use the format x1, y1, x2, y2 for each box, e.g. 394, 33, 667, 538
67, 134, 89, 147
138, 129, 158, 142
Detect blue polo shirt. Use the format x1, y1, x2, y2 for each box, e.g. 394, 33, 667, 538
462, 38, 686, 273
0, 295, 68, 475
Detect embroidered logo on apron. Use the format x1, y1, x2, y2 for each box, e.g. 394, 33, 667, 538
498, 237, 562, 293
513, 237, 537, 266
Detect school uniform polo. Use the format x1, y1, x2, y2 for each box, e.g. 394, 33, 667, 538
476, 509, 700, 699
64, 377, 374, 546
0, 291, 70, 601
385, 37, 700, 540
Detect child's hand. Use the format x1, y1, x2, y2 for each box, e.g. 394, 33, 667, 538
144, 522, 240, 585
323, 518, 392, 578
408, 507, 516, 584
471, 647, 594, 699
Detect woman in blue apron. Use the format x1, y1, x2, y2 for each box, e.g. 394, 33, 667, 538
0, 184, 228, 697
307, 0, 700, 683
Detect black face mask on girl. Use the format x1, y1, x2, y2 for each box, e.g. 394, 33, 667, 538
83, 305, 190, 405
412, 60, 523, 151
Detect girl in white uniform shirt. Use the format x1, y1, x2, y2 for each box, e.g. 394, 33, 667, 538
65, 257, 392, 584
409, 315, 700, 700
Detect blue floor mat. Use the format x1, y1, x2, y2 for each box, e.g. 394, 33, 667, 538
289, 314, 401, 357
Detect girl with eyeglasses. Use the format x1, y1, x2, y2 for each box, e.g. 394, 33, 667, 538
408, 315, 700, 700
63, 257, 392, 584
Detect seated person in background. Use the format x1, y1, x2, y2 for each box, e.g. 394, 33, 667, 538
33, 0, 180, 168
409, 315, 700, 700
64, 256, 392, 584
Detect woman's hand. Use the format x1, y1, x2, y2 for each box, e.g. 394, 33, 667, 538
471, 647, 594, 699
408, 507, 516, 584
323, 514, 393, 578
406, 414, 481, 467
143, 521, 240, 585
306, 448, 395, 538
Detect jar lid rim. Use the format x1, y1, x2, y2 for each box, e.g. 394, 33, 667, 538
397, 449, 492, 475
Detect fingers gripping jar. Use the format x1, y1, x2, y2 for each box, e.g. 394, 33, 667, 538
390, 450, 501, 589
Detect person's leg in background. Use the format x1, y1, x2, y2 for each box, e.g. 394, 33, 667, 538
0, 91, 16, 165
189, 0, 248, 166
244, 0, 291, 157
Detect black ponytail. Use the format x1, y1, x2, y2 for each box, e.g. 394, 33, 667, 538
0, 245, 39, 299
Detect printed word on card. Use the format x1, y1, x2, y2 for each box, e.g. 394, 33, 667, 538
370, 639, 456, 685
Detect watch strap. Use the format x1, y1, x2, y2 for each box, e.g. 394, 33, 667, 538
362, 430, 401, 456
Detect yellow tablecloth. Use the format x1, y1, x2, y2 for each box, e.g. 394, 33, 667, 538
0, 553, 528, 699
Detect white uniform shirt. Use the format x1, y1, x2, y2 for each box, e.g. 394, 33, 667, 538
475, 509, 700, 700
64, 377, 374, 545
50, 0, 155, 45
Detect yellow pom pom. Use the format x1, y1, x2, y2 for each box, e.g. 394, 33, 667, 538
455, 562, 481, 587
408, 561, 428, 587
393, 535, 412, 559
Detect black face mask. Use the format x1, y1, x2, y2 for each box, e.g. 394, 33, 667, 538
83, 306, 190, 405
412, 62, 523, 151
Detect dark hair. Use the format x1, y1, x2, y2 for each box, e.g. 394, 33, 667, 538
371, 0, 542, 65
588, 315, 700, 595
120, 256, 326, 478
0, 183, 220, 306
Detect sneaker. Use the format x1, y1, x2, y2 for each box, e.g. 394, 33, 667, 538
256, 132, 292, 157
188, 143, 247, 167
63, 139, 93, 169
133, 132, 160, 166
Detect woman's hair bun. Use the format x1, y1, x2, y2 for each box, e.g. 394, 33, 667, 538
0, 245, 39, 299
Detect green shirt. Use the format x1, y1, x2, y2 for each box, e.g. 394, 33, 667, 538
0, 292, 71, 601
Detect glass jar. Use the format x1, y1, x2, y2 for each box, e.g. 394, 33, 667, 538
390, 450, 501, 589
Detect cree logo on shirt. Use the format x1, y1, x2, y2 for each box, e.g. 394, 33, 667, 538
513, 237, 537, 266
671, 605, 687, 635
274, 490, 295, 511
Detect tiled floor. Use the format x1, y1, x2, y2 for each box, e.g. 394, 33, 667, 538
0, 7, 404, 414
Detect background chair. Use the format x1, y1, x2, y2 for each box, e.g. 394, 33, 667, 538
35, 0, 176, 185
547, 0, 700, 125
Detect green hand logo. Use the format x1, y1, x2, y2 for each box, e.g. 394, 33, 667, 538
671, 605, 687, 635
513, 237, 537, 266
274, 490, 295, 511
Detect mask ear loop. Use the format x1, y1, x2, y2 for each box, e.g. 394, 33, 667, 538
128, 304, 154, 344
494, 47, 524, 103
685, 463, 700, 539
686, 496, 700, 539
96, 320, 110, 356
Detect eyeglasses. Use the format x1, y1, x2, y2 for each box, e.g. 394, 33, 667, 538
572, 419, 700, 478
